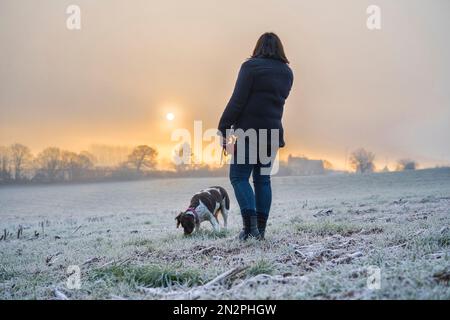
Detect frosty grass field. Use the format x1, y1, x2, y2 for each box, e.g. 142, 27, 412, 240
0, 168, 449, 300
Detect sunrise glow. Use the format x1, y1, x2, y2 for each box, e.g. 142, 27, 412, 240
166, 113, 175, 121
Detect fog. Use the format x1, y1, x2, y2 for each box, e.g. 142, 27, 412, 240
1, 0, 449, 169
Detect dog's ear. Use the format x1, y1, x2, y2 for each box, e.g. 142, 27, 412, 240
175, 212, 183, 228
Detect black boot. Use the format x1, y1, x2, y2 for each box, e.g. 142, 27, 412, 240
248, 215, 261, 239
257, 215, 268, 240
239, 213, 261, 240
238, 214, 250, 240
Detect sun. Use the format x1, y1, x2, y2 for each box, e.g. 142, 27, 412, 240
166, 112, 175, 121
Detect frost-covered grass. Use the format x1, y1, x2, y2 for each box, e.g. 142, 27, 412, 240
295, 220, 364, 236
90, 264, 205, 288
247, 260, 275, 277
0, 168, 449, 299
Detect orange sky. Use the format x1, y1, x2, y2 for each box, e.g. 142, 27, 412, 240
1, 0, 449, 170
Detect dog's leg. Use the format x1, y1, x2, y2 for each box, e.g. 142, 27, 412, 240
222, 210, 228, 229
220, 200, 228, 229
208, 213, 221, 232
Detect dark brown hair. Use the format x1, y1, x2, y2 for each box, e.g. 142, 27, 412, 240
252, 32, 289, 64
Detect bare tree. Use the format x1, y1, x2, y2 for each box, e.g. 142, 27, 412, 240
88, 144, 131, 167
349, 148, 375, 173
127, 145, 158, 173
10, 143, 33, 181
61, 151, 95, 181
171, 142, 211, 175
79, 151, 96, 166
0, 146, 12, 182
397, 159, 418, 171
172, 142, 194, 172
35, 147, 63, 182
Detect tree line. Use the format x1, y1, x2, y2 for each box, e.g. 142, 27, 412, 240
349, 148, 418, 173
0, 143, 230, 185
0, 143, 422, 185
0, 144, 159, 184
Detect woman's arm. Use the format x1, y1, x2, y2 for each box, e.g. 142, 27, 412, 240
218, 61, 254, 138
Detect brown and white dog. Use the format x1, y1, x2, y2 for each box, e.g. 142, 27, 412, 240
175, 186, 230, 235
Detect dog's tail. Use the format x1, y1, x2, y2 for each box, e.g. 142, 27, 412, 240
224, 190, 230, 210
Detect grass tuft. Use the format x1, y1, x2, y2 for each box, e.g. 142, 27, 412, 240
91, 264, 205, 288
414, 233, 450, 248
247, 260, 274, 277
188, 229, 230, 239
296, 221, 361, 236
0, 266, 16, 281
124, 238, 153, 247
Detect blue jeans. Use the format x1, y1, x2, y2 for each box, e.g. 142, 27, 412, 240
229, 143, 275, 219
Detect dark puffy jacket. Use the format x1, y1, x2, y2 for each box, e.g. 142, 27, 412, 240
218, 57, 294, 147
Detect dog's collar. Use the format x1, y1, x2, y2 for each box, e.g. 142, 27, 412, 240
185, 207, 200, 224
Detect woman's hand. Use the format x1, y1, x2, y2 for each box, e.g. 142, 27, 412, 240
223, 141, 235, 156
219, 133, 236, 156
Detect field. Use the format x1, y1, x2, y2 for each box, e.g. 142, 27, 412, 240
0, 168, 449, 300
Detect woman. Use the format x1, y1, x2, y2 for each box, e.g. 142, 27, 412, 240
218, 32, 294, 240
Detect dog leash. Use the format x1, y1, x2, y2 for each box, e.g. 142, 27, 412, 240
220, 137, 235, 166
220, 148, 227, 166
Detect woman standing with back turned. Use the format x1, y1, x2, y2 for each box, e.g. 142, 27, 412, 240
218, 32, 294, 240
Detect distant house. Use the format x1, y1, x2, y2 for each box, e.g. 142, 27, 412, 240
287, 155, 325, 176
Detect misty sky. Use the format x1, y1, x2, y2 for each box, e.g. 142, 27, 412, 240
1, 0, 449, 169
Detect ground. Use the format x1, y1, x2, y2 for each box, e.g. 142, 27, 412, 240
0, 168, 449, 300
